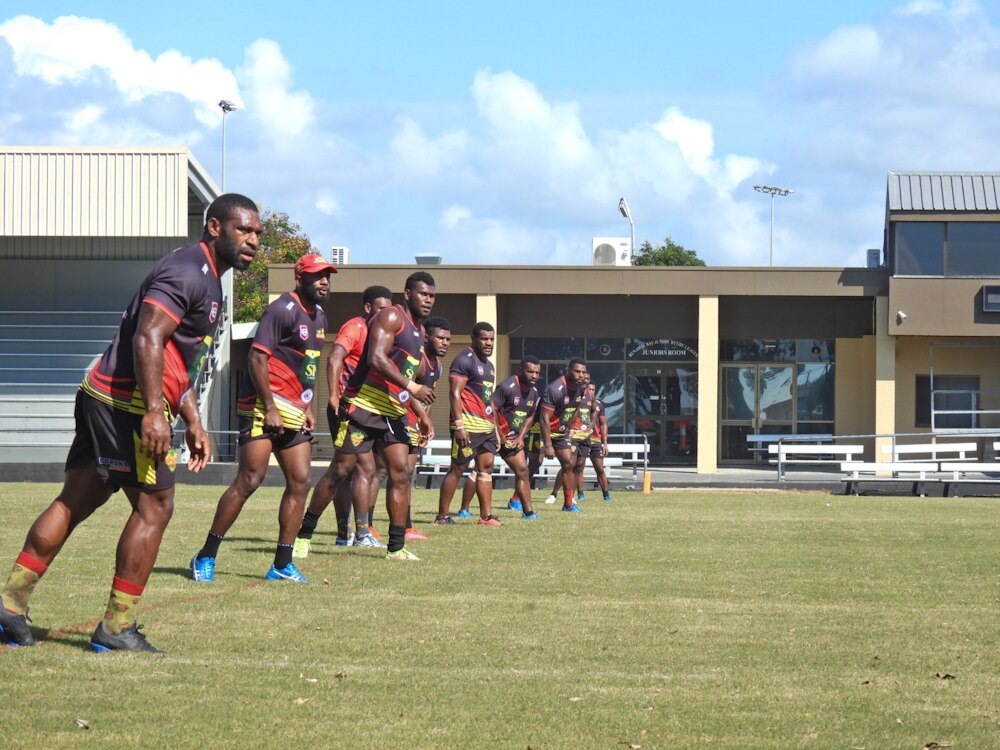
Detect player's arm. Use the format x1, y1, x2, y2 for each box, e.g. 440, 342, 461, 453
449, 373, 470, 447
368, 308, 435, 403
178, 388, 211, 472
249, 346, 284, 434
539, 404, 556, 459
133, 302, 181, 461
409, 397, 435, 444
326, 342, 349, 412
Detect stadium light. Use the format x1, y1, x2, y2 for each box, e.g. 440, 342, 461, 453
753, 184, 794, 267
219, 100, 238, 192
618, 197, 635, 260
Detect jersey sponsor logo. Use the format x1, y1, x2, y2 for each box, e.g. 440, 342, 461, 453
299, 324, 309, 340
316, 328, 325, 339
301, 388, 314, 403
398, 390, 411, 403
563, 396, 570, 404
477, 366, 484, 375
98, 456, 131, 472
513, 396, 520, 405
209, 301, 219, 323
202, 263, 209, 275
485, 405, 493, 415
412, 330, 420, 337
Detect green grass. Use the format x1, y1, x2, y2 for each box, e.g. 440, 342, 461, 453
2, 482, 999, 749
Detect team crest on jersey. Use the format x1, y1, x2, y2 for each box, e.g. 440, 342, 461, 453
398, 390, 410, 403
351, 430, 365, 447
301, 388, 314, 403
513, 397, 520, 405
164, 450, 178, 472
209, 301, 219, 323
563, 396, 570, 404
485, 405, 493, 415
299, 324, 309, 340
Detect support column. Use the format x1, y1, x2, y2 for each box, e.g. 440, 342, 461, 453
874, 296, 896, 464
476, 293, 499, 367
697, 295, 719, 474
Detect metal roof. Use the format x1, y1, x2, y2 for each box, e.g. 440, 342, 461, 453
887, 171, 1000, 212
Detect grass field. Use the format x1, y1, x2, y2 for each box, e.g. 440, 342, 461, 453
1, 481, 998, 749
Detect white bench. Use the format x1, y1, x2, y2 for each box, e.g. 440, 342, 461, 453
881, 441, 977, 462
768, 443, 864, 480
841, 462, 940, 497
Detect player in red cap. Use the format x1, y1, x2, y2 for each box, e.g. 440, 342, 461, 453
190, 252, 335, 583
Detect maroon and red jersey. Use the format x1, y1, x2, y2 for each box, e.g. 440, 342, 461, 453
344, 304, 424, 420
332, 315, 368, 397
81, 242, 223, 420
406, 352, 444, 434
540, 376, 592, 439
589, 398, 606, 442
491, 374, 539, 440
236, 291, 326, 429
450, 347, 496, 434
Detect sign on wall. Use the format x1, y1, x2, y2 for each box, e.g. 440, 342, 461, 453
626, 338, 698, 361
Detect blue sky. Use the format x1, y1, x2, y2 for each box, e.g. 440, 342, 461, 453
2, 1, 998, 267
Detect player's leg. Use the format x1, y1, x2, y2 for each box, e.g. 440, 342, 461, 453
1, 462, 114, 646
346, 450, 382, 547
404, 452, 428, 540
366, 452, 387, 540
474, 449, 499, 525
554, 444, 581, 512
437, 437, 473, 522
266, 438, 313, 581
591, 452, 612, 500
574, 451, 587, 501
296, 405, 345, 550
383, 442, 419, 559
191, 437, 273, 581
90, 483, 176, 652
504, 450, 537, 517
458, 472, 476, 516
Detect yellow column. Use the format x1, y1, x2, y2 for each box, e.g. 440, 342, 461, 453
697, 295, 719, 474
476, 293, 499, 368
874, 296, 896, 465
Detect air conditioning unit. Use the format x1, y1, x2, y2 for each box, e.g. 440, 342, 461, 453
592, 237, 632, 266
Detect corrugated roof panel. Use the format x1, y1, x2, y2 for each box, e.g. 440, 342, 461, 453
888, 171, 1000, 212
0, 148, 212, 237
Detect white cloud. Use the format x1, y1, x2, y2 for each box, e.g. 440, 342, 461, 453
440, 204, 471, 228
390, 117, 468, 180
0, 15, 239, 126
315, 193, 340, 215
237, 39, 315, 139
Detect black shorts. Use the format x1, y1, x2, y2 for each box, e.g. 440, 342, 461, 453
65, 390, 177, 492
575, 440, 593, 459
237, 411, 311, 451
498, 437, 524, 461
450, 431, 499, 463
334, 407, 410, 455
327, 404, 343, 441
551, 434, 575, 453
526, 432, 543, 454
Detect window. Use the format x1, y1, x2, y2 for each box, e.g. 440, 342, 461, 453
946, 223, 1000, 276
893, 221, 1000, 277
894, 222, 945, 275
915, 375, 980, 428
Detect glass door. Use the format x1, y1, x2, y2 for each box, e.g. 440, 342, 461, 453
721, 364, 794, 463
627, 365, 698, 463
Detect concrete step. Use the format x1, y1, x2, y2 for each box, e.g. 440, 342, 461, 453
0, 311, 123, 326
0, 446, 70, 463
0, 383, 81, 397
0, 353, 99, 370
0, 324, 119, 340
0, 367, 88, 385
0, 339, 107, 354
0, 416, 76, 430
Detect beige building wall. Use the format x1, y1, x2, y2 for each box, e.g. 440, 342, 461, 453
834, 335, 877, 456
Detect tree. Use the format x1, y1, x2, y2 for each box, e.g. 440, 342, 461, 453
234, 209, 313, 323
631, 237, 706, 267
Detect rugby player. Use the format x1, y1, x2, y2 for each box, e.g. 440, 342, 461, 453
435, 323, 500, 526
324, 272, 437, 561
584, 381, 614, 502
539, 358, 591, 513
0, 194, 260, 652
399, 316, 451, 539
491, 356, 543, 518
294, 285, 393, 555
190, 253, 335, 584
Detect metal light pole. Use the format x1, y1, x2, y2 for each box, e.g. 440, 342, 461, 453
753, 184, 793, 266
218, 100, 237, 191
618, 197, 635, 261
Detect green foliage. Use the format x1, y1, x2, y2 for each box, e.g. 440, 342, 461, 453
632, 236, 706, 266
233, 209, 313, 323
5, 483, 1000, 748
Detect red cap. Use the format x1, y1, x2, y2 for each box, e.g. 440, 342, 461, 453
294, 253, 337, 275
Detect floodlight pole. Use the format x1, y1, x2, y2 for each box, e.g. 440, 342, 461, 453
219, 100, 237, 191
618, 197, 635, 261
753, 184, 793, 266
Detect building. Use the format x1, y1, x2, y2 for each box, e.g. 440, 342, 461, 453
267, 171, 1000, 472
330, 246, 350, 265
0, 147, 224, 462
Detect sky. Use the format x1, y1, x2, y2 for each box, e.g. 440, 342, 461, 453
2, 0, 1000, 267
